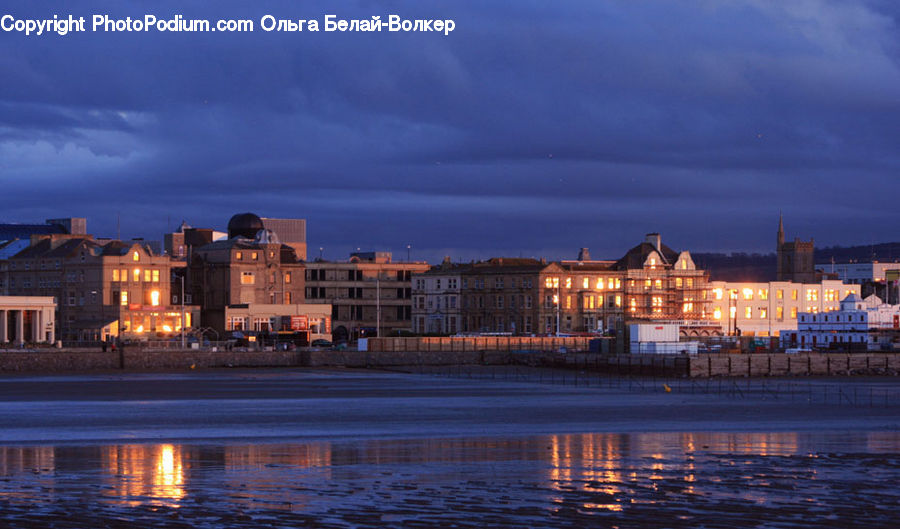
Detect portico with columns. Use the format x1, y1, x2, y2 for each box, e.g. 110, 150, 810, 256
0, 296, 56, 346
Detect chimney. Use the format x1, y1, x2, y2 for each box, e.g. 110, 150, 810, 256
578, 247, 591, 261
645, 233, 661, 251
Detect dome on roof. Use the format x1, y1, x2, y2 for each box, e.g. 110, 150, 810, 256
227, 213, 264, 239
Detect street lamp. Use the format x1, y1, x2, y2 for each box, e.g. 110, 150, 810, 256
407, 244, 411, 262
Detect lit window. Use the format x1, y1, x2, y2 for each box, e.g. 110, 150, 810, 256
649, 257, 657, 269
132, 251, 139, 261
133, 269, 141, 282
644, 279, 651, 289
144, 269, 151, 282
760, 308, 767, 319
112, 269, 119, 282
565, 277, 572, 289
675, 277, 683, 288
552, 294, 559, 305
152, 270, 159, 282
654, 279, 662, 289
776, 307, 783, 319
686, 278, 693, 288
150, 290, 160, 307
608, 278, 615, 289
552, 277, 559, 288
285, 272, 292, 284
742, 288, 753, 300
596, 278, 604, 290
241, 272, 255, 285
713, 308, 722, 320
776, 289, 783, 299
714, 288, 723, 300
236, 251, 243, 260
790, 307, 797, 319
791, 290, 798, 300
545, 277, 553, 288
251, 252, 258, 260
615, 295, 621, 307
629, 298, 636, 312
759, 289, 768, 300
566, 296, 571, 309
745, 307, 752, 318
582, 277, 589, 289
121, 291, 128, 306
730, 306, 737, 319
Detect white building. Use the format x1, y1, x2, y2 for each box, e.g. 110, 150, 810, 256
411, 260, 463, 334
815, 262, 900, 284
781, 293, 900, 351
706, 280, 859, 337
0, 296, 56, 345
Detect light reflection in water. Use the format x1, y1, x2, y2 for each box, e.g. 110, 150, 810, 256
101, 444, 185, 507
0, 430, 894, 522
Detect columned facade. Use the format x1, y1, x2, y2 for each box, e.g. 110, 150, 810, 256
0, 297, 56, 346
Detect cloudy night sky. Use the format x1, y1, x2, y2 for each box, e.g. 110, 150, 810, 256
2, 0, 899, 262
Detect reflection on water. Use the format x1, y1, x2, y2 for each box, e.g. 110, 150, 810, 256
0, 431, 898, 528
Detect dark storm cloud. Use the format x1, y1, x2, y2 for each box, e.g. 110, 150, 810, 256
2, 0, 899, 261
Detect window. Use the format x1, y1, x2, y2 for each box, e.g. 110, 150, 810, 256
565, 277, 571, 289
241, 272, 255, 285
713, 288, 723, 300
525, 295, 532, 309
790, 307, 797, 319
654, 279, 662, 289
251, 252, 258, 260
742, 288, 753, 300
583, 277, 589, 289
150, 290, 160, 307
791, 290, 798, 300
132, 251, 139, 261
144, 269, 151, 282
615, 295, 622, 307
496, 295, 504, 309
713, 308, 722, 320
806, 290, 818, 301
759, 308, 767, 319
685, 278, 693, 288
112, 269, 119, 282
285, 272, 292, 284
776, 307, 783, 319
776, 289, 784, 300
675, 277, 683, 288
152, 270, 160, 282
120, 291, 128, 306
566, 296, 571, 309
133, 269, 141, 282
236, 251, 243, 260
759, 289, 768, 300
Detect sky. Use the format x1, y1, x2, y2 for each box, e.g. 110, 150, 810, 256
2, 0, 899, 263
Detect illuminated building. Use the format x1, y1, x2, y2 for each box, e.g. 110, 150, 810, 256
446, 234, 709, 336
705, 279, 859, 337
2, 237, 197, 342
0, 296, 56, 344
305, 252, 429, 341
187, 213, 311, 337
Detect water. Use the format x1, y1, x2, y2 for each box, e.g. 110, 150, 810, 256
0, 369, 897, 527
0, 432, 898, 528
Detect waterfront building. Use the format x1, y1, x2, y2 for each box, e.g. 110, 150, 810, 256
187, 213, 308, 337
2, 237, 197, 342
781, 293, 900, 350
705, 279, 859, 337
305, 252, 429, 341
0, 296, 56, 345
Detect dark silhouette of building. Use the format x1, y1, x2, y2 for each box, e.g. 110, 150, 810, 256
776, 215, 815, 283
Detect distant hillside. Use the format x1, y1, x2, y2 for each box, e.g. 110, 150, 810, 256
816, 243, 900, 264
693, 242, 900, 282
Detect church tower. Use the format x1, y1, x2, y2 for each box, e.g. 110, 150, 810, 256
776, 215, 815, 283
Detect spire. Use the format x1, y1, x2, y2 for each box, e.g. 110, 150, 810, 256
777, 212, 784, 247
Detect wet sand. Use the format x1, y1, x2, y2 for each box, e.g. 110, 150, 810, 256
0, 369, 897, 527
0, 368, 896, 444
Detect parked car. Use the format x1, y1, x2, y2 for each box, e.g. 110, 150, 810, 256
311, 339, 333, 348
